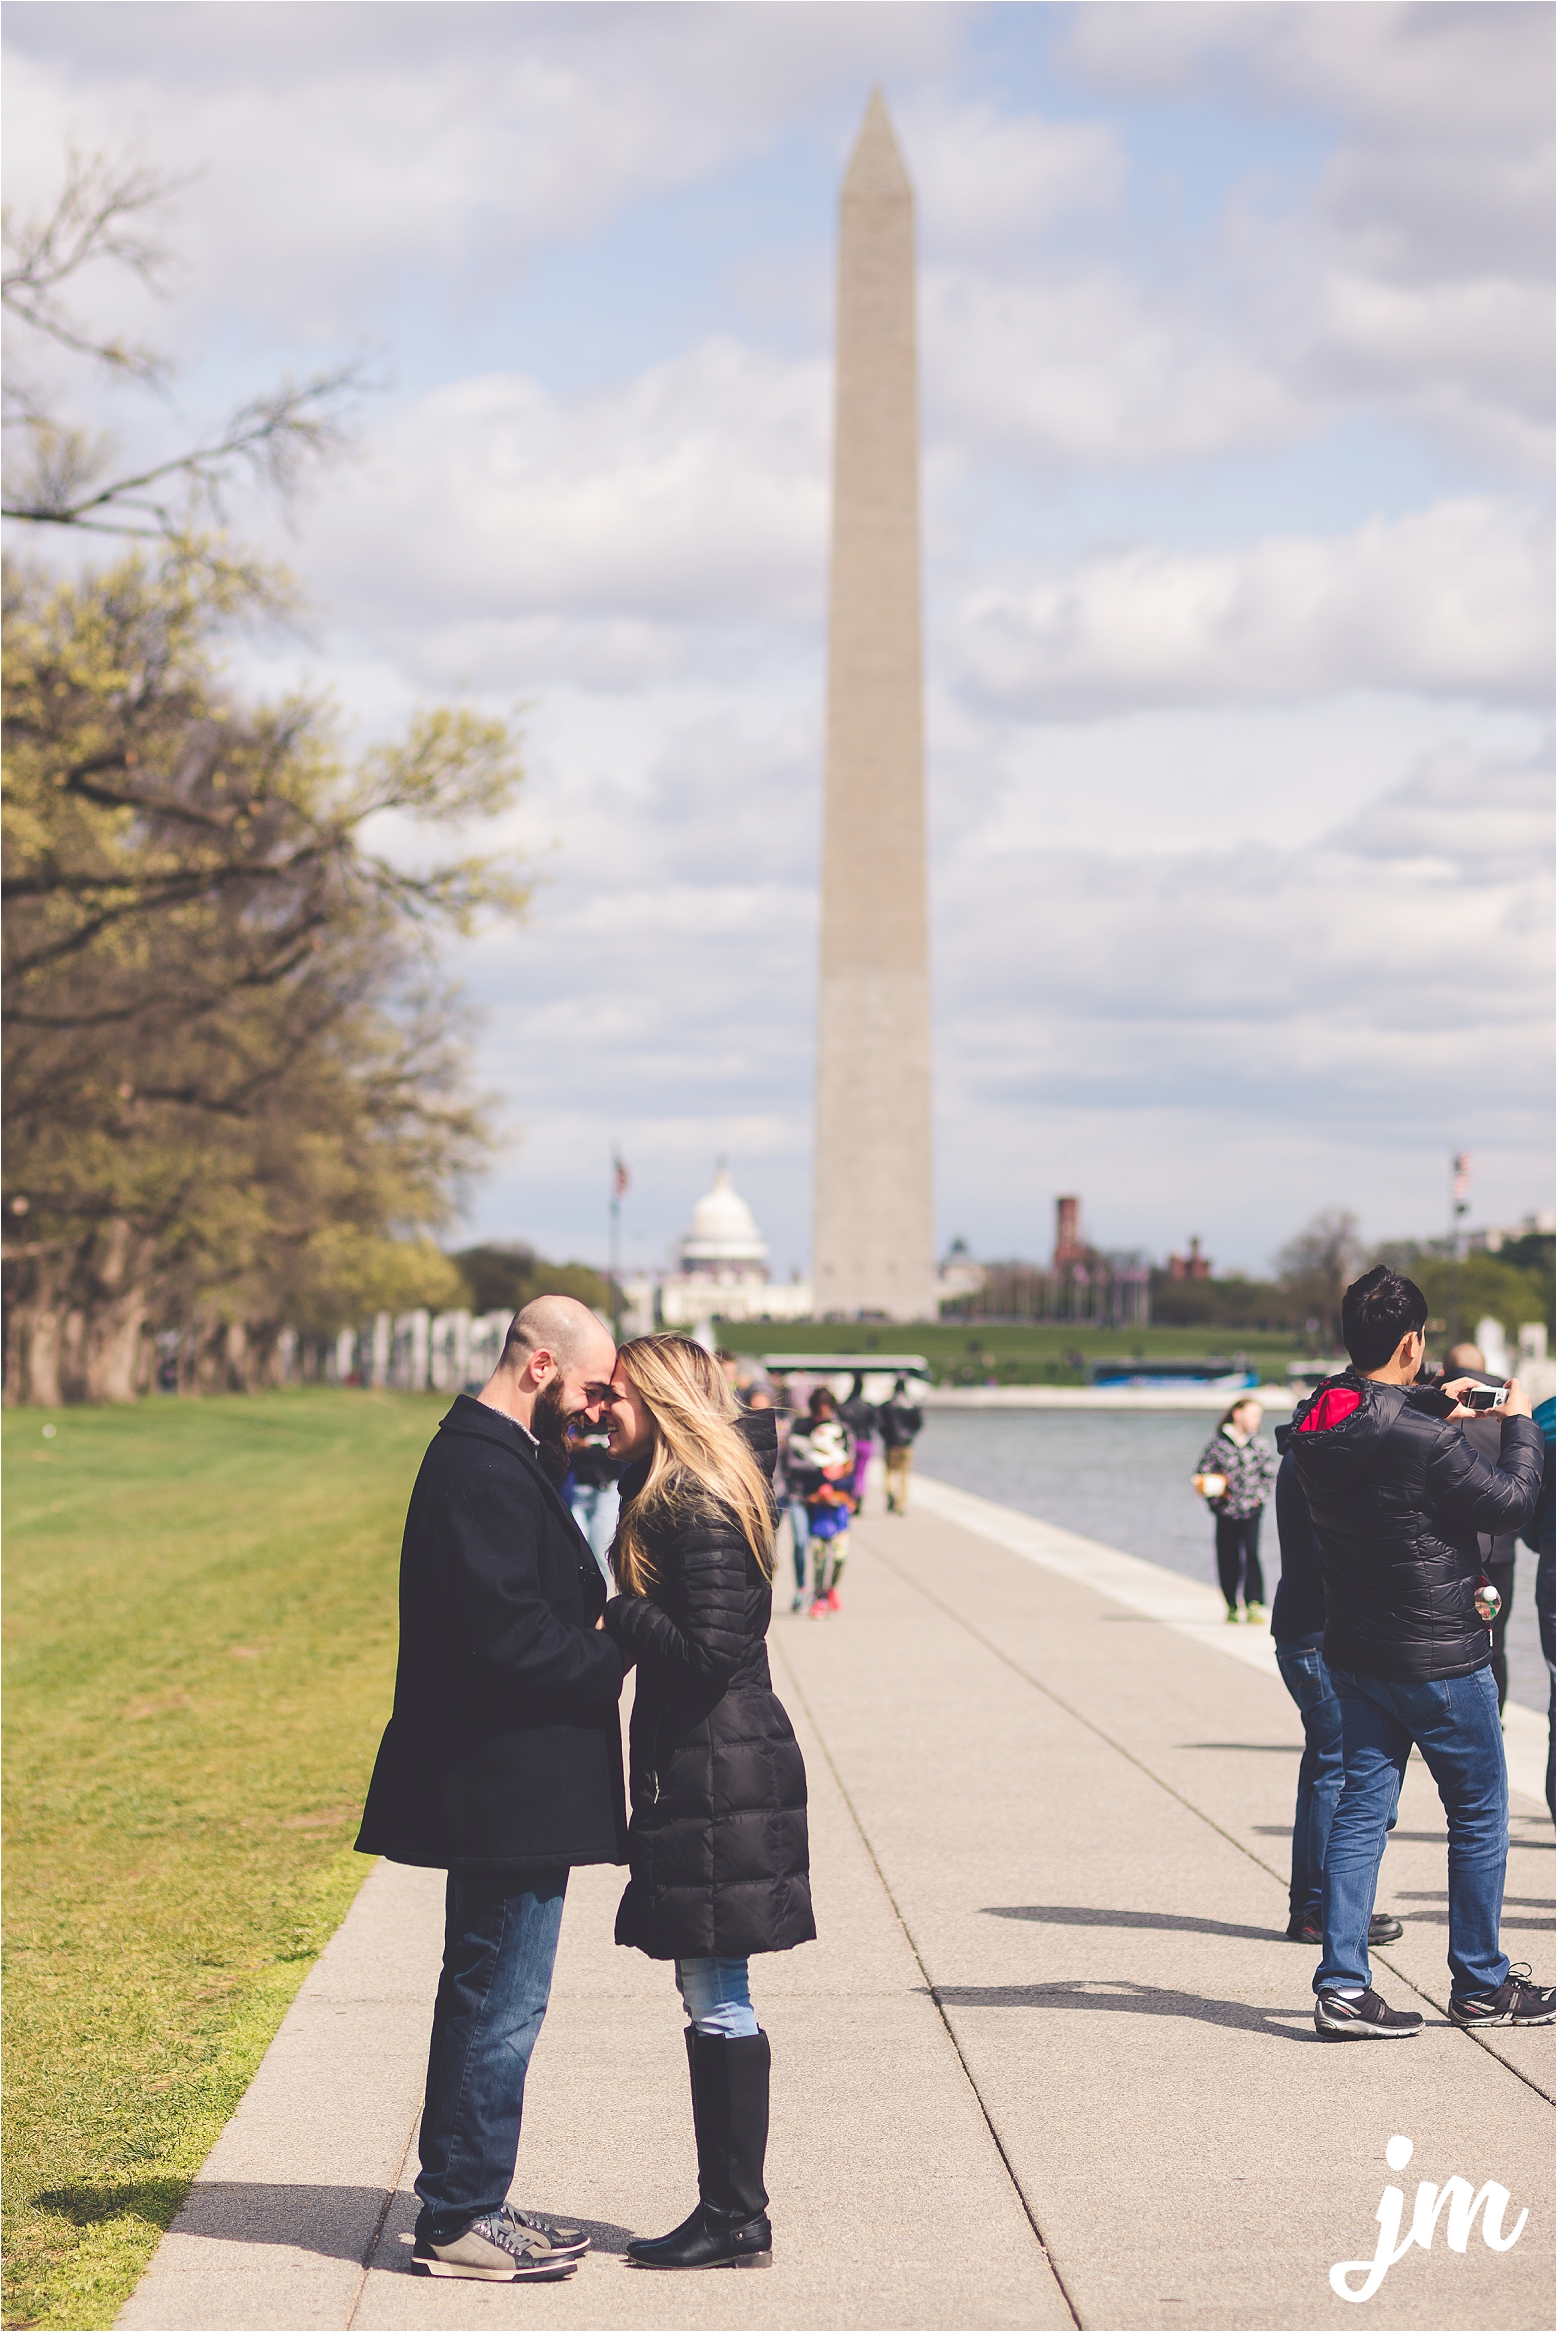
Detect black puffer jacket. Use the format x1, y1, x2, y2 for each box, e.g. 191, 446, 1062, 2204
602, 1409, 815, 1961
1288, 1372, 1542, 1683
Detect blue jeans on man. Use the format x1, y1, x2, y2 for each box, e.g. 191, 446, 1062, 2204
1537, 1532, 1555, 1820
1274, 1645, 1345, 1921
1317, 1665, 1508, 2001
415, 1869, 568, 2244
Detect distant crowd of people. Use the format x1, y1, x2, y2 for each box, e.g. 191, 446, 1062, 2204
558, 1350, 924, 1622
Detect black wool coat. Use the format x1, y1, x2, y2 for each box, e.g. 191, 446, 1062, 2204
602, 1411, 815, 1961
1289, 1373, 1542, 1684
356, 1396, 627, 1872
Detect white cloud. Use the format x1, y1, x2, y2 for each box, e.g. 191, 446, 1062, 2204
902, 96, 1123, 252
1061, 3, 1554, 141
298, 339, 829, 666
952, 499, 1552, 716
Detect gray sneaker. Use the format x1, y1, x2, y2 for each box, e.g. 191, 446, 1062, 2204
412, 2211, 578, 2281
501, 2204, 591, 2259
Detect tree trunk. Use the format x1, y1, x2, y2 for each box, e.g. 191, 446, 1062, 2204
2, 1248, 67, 1407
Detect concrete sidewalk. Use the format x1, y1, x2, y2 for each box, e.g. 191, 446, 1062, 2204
119, 1482, 1553, 2332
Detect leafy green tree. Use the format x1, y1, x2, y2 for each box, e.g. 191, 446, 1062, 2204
1370, 1246, 1553, 1353
451, 1243, 610, 1321
2, 551, 526, 1401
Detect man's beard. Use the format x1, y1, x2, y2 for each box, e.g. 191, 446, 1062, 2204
532, 1379, 573, 1474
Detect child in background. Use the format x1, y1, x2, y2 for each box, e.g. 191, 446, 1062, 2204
803, 1389, 855, 1616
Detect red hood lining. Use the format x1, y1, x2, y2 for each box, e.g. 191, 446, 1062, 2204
1297, 1386, 1363, 1434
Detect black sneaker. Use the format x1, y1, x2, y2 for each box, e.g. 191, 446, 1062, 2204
1448, 1963, 1556, 2029
1315, 1988, 1423, 2040
412, 2212, 578, 2281
1286, 1912, 1401, 1947
501, 2205, 591, 2259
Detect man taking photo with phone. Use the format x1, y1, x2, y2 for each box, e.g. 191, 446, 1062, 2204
1289, 1264, 1551, 2039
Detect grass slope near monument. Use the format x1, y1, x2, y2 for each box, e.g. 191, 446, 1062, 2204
720, 1319, 1307, 1381
2, 1389, 441, 2332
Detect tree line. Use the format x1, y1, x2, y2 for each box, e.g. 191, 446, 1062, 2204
2, 152, 533, 1404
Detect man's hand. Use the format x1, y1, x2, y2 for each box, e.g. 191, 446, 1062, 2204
1439, 1376, 1480, 1418
1440, 1375, 1532, 1421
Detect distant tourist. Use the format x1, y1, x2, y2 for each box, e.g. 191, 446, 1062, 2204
357, 1295, 624, 2284
565, 1415, 623, 1587
1444, 1341, 1518, 1712
1289, 1265, 1550, 2039
1525, 1393, 1555, 1818
803, 1386, 856, 1615
781, 1398, 822, 1613
840, 1373, 877, 1510
1270, 1440, 1404, 1950
601, 1334, 814, 2269
1192, 1397, 1277, 1623
878, 1376, 924, 1514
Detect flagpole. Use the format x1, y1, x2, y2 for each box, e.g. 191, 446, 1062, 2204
1449, 1150, 1470, 1345
609, 1151, 626, 1342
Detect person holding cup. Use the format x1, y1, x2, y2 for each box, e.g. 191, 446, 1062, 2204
1193, 1396, 1278, 1624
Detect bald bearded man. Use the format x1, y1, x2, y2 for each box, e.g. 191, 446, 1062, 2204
357, 1296, 626, 2283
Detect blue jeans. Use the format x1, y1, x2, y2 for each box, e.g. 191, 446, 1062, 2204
1275, 1644, 1346, 1921
571, 1482, 620, 1584
676, 1955, 758, 2037
788, 1499, 810, 1593
416, 1869, 568, 2241
1318, 1667, 1508, 2000
1536, 1532, 1555, 1819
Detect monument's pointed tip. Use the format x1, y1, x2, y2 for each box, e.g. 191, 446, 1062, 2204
843, 84, 911, 198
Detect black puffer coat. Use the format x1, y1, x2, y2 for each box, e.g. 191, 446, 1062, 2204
1288, 1372, 1542, 1683
602, 1410, 815, 1961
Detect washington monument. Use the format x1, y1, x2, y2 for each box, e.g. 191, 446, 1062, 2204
812, 91, 936, 1322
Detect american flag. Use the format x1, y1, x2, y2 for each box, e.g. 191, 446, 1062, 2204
613, 1155, 629, 1199
1452, 1152, 1472, 1209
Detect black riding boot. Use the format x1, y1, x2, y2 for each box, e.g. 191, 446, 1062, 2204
626, 2029, 772, 2269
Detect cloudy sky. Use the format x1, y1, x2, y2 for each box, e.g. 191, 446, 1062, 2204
6, 1, 1552, 1280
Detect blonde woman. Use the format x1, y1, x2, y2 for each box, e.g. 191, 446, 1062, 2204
602, 1335, 814, 2271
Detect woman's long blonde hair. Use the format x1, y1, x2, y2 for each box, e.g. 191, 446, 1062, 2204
611, 1335, 775, 1593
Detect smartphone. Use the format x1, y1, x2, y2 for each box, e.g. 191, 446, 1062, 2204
1462, 1383, 1508, 1412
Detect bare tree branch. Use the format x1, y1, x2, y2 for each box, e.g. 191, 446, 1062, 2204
2, 145, 370, 537
2, 145, 185, 386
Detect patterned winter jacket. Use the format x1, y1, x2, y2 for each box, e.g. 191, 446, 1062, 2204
1194, 1423, 1277, 1520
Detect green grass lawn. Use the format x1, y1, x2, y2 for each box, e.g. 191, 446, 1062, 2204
2, 1388, 443, 2332
717, 1318, 1306, 1382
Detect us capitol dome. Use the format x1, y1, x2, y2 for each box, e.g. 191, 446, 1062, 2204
622, 1163, 813, 1330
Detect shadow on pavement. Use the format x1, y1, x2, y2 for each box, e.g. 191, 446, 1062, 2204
982, 1904, 1287, 1943
1253, 1823, 1447, 1842
56, 2181, 638, 2267
925, 1979, 1332, 2040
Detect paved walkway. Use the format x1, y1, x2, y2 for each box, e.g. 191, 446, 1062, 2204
120, 1482, 1554, 2332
